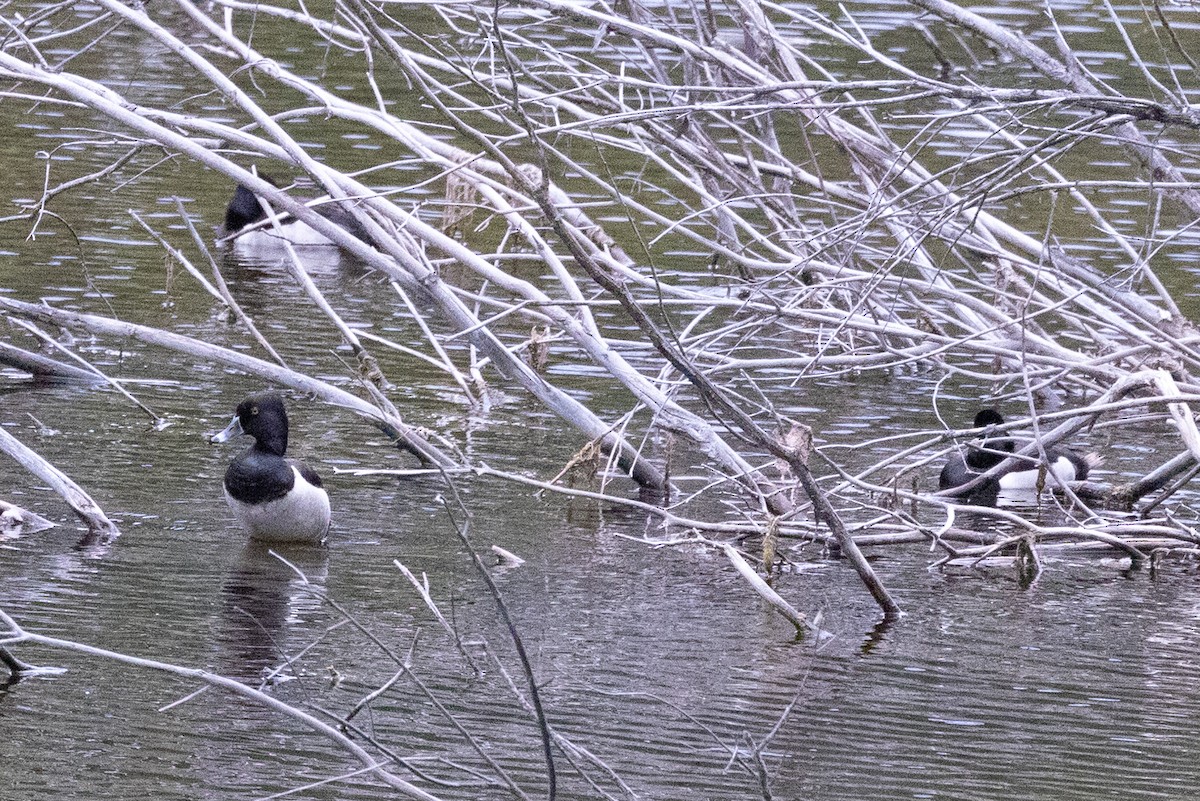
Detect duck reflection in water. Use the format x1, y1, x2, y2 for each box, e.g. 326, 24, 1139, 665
218, 542, 328, 685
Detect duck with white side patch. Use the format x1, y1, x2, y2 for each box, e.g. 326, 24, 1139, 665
220, 175, 376, 255
940, 408, 1101, 499
212, 392, 331, 545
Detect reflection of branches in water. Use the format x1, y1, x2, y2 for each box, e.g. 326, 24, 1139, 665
0, 644, 35, 675
1, 0, 1200, 614
0, 604, 445, 801
4, 514, 666, 800
218, 544, 331, 685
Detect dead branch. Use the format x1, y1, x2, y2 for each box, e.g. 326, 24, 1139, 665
0, 424, 118, 546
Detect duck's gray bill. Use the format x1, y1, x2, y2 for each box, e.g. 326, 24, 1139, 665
211, 416, 244, 444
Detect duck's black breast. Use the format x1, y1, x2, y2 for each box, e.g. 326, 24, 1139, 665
224, 448, 295, 504
939, 452, 971, 490
939, 452, 1001, 504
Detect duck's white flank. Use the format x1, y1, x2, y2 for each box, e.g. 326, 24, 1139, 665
232, 219, 339, 253
225, 467, 331, 544
996, 456, 1078, 490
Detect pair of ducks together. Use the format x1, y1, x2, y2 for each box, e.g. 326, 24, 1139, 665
225, 180, 1095, 525
212, 396, 1094, 546
211, 182, 351, 545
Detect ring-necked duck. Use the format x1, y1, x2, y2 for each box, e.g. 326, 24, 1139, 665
222, 177, 374, 250
939, 408, 1098, 495
212, 392, 331, 544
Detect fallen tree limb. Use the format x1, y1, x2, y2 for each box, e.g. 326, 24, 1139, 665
0, 424, 118, 547
0, 341, 103, 383
0, 296, 457, 468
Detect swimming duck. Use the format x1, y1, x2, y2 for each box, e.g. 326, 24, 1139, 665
211, 392, 331, 544
939, 408, 1097, 495
222, 178, 374, 250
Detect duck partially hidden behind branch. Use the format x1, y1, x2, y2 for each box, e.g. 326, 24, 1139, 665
221, 176, 375, 251
939, 409, 1100, 500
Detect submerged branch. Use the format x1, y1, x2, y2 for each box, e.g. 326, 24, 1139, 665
0, 340, 104, 383
0, 424, 118, 546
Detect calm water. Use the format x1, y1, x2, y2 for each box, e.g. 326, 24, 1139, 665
3, 2, 1200, 800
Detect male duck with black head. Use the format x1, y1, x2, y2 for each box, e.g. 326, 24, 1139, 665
222, 175, 375, 251
940, 408, 1098, 499
212, 392, 331, 545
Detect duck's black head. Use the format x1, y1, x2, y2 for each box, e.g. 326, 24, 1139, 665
223, 172, 282, 233
238, 392, 289, 456
213, 392, 290, 456
973, 409, 1005, 428
224, 184, 266, 232
965, 408, 1013, 471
